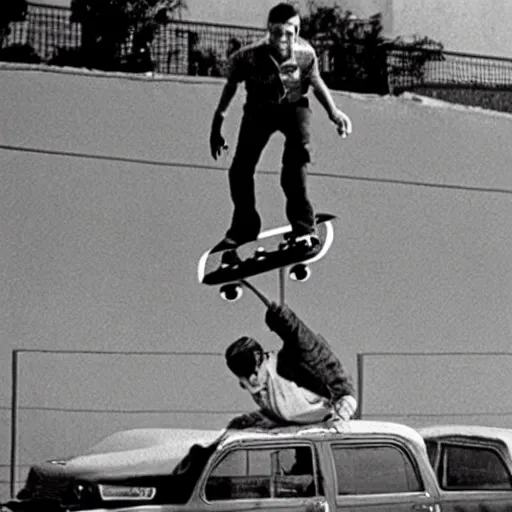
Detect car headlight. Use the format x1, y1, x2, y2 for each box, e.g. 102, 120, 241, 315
98, 484, 156, 501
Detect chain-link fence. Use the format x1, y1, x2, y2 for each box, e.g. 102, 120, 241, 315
3, 2, 512, 96
1, 2, 266, 75
5, 348, 237, 500
388, 46, 512, 92
151, 21, 265, 76
1, 3, 81, 62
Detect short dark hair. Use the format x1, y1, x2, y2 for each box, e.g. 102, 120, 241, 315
225, 337, 264, 378
267, 3, 300, 25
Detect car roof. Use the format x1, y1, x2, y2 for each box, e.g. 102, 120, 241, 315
60, 422, 426, 479
418, 425, 512, 453
221, 420, 426, 448
82, 421, 427, 456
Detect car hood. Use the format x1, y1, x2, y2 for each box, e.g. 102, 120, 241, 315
31, 428, 224, 482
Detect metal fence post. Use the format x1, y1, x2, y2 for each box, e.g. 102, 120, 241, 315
10, 350, 19, 499
356, 353, 363, 419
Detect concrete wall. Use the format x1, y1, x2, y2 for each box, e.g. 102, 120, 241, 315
182, 0, 512, 57
0, 63, 511, 500
150, 0, 512, 57
30, 0, 512, 56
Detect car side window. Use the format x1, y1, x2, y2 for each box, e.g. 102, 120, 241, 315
440, 443, 512, 490
425, 440, 438, 468
204, 445, 317, 501
332, 444, 423, 495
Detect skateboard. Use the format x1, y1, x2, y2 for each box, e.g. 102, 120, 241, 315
198, 213, 336, 302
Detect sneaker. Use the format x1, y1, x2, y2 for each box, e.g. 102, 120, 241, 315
211, 236, 240, 253
221, 249, 242, 268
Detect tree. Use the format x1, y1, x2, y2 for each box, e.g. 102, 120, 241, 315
300, 1, 444, 94
0, 0, 28, 49
301, 1, 388, 93
70, 0, 186, 71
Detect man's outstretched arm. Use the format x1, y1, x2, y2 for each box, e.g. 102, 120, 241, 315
265, 302, 355, 402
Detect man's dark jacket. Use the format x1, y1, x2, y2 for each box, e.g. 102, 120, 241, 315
265, 303, 354, 402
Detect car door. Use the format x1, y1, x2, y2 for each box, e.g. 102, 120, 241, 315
329, 440, 440, 512
197, 441, 329, 512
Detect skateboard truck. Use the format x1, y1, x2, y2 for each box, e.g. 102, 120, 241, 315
220, 279, 271, 306
198, 213, 336, 304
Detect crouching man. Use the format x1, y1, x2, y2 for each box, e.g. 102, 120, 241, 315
225, 302, 357, 429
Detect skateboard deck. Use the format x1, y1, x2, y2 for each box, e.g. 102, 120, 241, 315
198, 213, 336, 286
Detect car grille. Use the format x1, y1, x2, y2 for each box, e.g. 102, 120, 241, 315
21, 464, 73, 503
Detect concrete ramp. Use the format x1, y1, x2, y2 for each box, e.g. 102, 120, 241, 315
1, 63, 511, 500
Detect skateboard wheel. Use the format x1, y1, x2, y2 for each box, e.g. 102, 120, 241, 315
220, 283, 243, 301
289, 263, 311, 282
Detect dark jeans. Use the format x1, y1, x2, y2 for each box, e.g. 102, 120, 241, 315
225, 99, 315, 242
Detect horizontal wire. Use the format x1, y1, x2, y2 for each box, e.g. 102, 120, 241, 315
11, 406, 242, 414
2, 144, 511, 195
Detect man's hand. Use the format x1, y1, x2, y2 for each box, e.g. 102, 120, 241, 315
226, 411, 279, 429
268, 301, 281, 314
210, 112, 228, 160
330, 108, 353, 139
333, 395, 357, 421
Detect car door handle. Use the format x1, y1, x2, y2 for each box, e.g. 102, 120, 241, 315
412, 504, 435, 512
306, 498, 330, 512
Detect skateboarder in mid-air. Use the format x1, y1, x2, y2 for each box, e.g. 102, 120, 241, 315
225, 302, 357, 429
210, 3, 352, 253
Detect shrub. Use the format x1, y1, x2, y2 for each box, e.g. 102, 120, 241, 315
70, 0, 186, 71
187, 31, 222, 76
301, 1, 388, 93
0, 43, 41, 64
0, 0, 28, 48
300, 1, 444, 95
48, 47, 86, 67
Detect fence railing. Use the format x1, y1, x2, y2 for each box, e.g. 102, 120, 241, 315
3, 2, 512, 95
387, 46, 512, 92
1, 3, 267, 75
2, 3, 81, 62
151, 21, 265, 76
6, 348, 233, 499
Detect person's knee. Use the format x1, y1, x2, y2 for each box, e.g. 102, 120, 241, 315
230, 152, 255, 174
281, 167, 307, 202
281, 145, 310, 194
229, 156, 257, 189
282, 143, 311, 169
